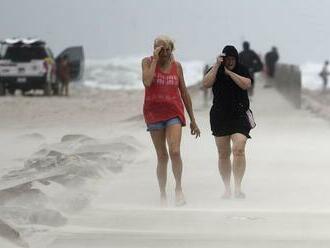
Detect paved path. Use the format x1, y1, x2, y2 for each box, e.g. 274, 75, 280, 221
48, 76, 330, 248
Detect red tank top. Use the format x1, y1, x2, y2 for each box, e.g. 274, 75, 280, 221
143, 57, 186, 126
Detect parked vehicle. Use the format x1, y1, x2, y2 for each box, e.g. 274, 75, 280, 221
0, 38, 84, 96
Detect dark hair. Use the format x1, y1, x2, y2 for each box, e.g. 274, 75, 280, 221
222, 45, 239, 60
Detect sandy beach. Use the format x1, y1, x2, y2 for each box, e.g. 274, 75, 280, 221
0, 84, 147, 247
302, 88, 330, 122
3, 0, 330, 247
1, 76, 330, 247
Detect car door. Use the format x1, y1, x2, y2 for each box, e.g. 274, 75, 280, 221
56, 46, 84, 81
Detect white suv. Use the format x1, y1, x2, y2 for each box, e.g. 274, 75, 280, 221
0, 38, 84, 96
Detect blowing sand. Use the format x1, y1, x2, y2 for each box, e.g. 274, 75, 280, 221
302, 88, 330, 122
1, 78, 330, 248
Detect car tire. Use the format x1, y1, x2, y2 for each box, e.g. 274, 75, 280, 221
8, 89, 16, 96
52, 82, 60, 96
0, 83, 6, 96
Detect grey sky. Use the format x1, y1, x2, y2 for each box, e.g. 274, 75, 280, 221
1, 0, 329, 64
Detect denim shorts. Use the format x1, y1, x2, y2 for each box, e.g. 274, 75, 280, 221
147, 117, 182, 131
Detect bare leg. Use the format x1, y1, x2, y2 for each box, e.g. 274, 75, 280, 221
150, 129, 169, 205
166, 123, 185, 206
60, 83, 64, 96
64, 82, 69, 96
323, 79, 327, 93
231, 133, 248, 198
203, 89, 208, 107
215, 136, 231, 198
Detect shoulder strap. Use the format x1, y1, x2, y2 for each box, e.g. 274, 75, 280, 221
171, 58, 179, 75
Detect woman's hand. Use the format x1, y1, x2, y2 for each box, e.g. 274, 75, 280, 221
225, 68, 252, 90
224, 66, 231, 75
153, 46, 163, 61
216, 55, 224, 66
190, 121, 201, 138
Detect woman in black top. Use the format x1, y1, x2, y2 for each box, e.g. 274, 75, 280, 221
203, 45, 253, 199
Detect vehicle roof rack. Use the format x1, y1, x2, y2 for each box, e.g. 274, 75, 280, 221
0, 38, 45, 46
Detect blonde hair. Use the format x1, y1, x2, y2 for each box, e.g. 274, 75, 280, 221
154, 35, 175, 51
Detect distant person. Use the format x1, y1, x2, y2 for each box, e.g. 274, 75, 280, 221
265, 47, 279, 78
203, 45, 254, 199
201, 63, 211, 106
141, 35, 201, 206
58, 55, 71, 96
238, 41, 263, 96
319, 60, 329, 92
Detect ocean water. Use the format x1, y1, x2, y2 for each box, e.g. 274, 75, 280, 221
300, 62, 326, 90
83, 56, 325, 91
83, 56, 205, 90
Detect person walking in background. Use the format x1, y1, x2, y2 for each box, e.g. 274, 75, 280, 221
201, 63, 211, 107
141, 35, 200, 206
58, 55, 71, 96
265, 47, 279, 78
203, 45, 254, 199
238, 41, 263, 96
319, 60, 329, 92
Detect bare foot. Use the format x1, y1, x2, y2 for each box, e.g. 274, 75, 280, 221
234, 191, 246, 199
175, 190, 186, 207
221, 190, 231, 199
160, 193, 167, 207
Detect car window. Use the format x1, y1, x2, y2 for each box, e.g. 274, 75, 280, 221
0, 44, 6, 58
46, 47, 55, 59
4, 46, 48, 62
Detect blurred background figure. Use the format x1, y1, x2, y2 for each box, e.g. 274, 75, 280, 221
265, 47, 279, 78
58, 55, 71, 96
319, 60, 329, 92
201, 63, 211, 107
239, 41, 263, 96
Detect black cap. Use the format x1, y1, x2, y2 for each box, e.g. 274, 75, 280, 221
222, 45, 239, 60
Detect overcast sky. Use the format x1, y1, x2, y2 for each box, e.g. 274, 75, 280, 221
1, 0, 330, 64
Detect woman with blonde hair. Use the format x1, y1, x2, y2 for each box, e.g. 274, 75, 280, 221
142, 35, 200, 206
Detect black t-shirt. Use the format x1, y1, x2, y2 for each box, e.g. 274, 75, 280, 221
211, 63, 252, 120
239, 50, 263, 73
